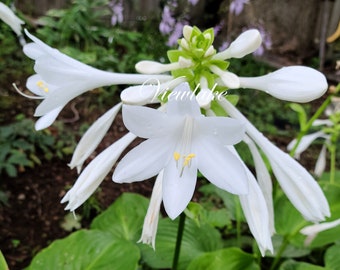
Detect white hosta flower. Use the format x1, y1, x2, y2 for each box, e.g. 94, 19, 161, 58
228, 146, 273, 256
219, 98, 330, 222
287, 124, 331, 177
213, 29, 262, 60
314, 144, 328, 177
69, 103, 122, 173
22, 30, 172, 128
239, 170, 273, 256
243, 136, 275, 235
287, 131, 329, 159
300, 218, 340, 246
238, 66, 328, 102
61, 132, 136, 211
21, 74, 62, 130
113, 82, 248, 219
0, 2, 24, 36
138, 171, 163, 249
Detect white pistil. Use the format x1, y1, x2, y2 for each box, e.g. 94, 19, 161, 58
13, 83, 43, 99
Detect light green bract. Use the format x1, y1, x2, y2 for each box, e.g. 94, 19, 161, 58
167, 26, 227, 90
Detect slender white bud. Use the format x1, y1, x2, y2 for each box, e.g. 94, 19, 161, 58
214, 29, 262, 60
239, 66, 328, 102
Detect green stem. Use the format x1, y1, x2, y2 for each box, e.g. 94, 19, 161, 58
172, 213, 186, 270
235, 196, 242, 247
290, 96, 332, 157
329, 143, 337, 184
270, 236, 290, 270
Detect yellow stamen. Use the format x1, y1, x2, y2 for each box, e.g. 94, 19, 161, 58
183, 153, 195, 166
173, 152, 181, 161
36, 80, 49, 93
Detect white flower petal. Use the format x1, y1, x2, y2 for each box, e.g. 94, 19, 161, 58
196, 138, 248, 195
35, 106, 63, 130
122, 105, 180, 139
113, 136, 176, 183
62, 133, 136, 211
167, 82, 201, 116
26, 74, 55, 97
196, 117, 245, 145
218, 98, 330, 222
23, 43, 45, 59
69, 103, 122, 172
214, 29, 262, 60
300, 218, 340, 236
162, 158, 197, 219
300, 218, 340, 246
268, 147, 329, 222
287, 131, 326, 158
239, 170, 273, 256
239, 66, 328, 102
138, 171, 163, 249
314, 144, 327, 177
244, 136, 275, 235
313, 119, 333, 126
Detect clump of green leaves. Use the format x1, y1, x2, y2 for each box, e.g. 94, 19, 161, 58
0, 117, 75, 177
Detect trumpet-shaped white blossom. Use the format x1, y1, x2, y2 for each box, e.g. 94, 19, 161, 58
21, 30, 172, 129
219, 98, 330, 222
61, 132, 136, 211
228, 146, 273, 256
243, 136, 275, 235
0, 2, 24, 36
300, 218, 340, 246
69, 103, 122, 173
288, 96, 340, 177
113, 82, 248, 219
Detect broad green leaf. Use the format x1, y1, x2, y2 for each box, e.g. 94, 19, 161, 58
324, 243, 340, 270
187, 248, 259, 270
271, 235, 310, 258
305, 181, 340, 248
0, 250, 8, 270
279, 259, 325, 270
199, 184, 244, 221
140, 217, 222, 270
274, 193, 307, 236
91, 193, 148, 241
27, 230, 140, 270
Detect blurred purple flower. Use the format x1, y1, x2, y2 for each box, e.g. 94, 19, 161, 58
219, 41, 229, 51
109, 0, 123, 26
214, 20, 225, 36
159, 5, 176, 34
230, 0, 249, 16
188, 0, 199, 5
253, 25, 271, 56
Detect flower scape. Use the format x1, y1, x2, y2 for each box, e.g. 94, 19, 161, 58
18, 25, 330, 256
